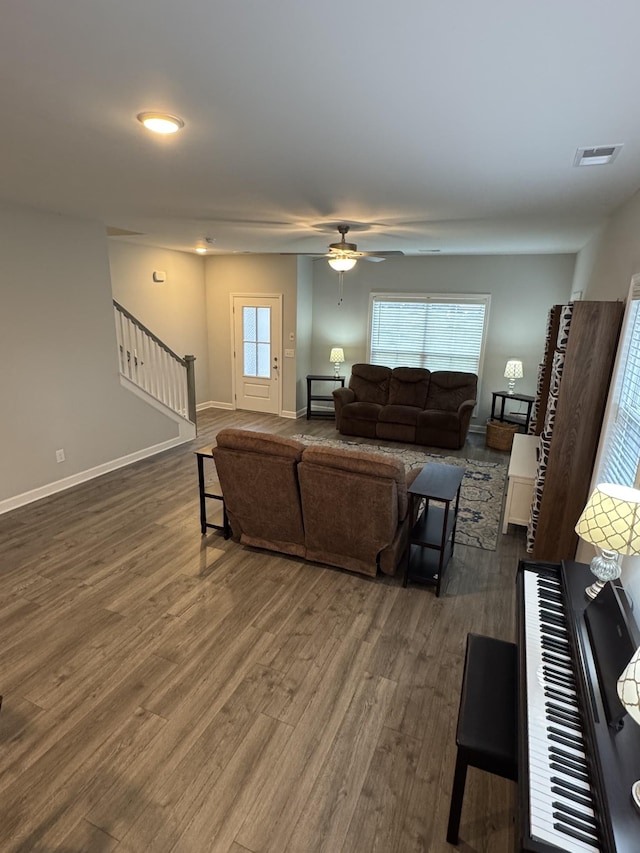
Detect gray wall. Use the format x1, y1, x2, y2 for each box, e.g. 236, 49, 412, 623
573, 187, 640, 602
311, 254, 576, 426
204, 254, 300, 415
108, 241, 210, 404
0, 202, 180, 505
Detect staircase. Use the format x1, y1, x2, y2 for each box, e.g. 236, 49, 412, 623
113, 300, 196, 425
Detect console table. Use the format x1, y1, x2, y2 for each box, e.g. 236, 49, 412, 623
491, 391, 535, 434
195, 447, 230, 538
502, 433, 538, 534
306, 374, 345, 419
404, 462, 464, 596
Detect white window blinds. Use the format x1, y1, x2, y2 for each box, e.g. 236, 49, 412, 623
369, 295, 490, 373
599, 282, 640, 488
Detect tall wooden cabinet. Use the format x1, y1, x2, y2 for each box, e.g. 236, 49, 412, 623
527, 300, 623, 561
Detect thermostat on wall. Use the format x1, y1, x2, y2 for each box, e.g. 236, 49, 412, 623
153, 270, 166, 283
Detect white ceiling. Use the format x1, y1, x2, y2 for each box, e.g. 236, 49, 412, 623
2, 1, 640, 257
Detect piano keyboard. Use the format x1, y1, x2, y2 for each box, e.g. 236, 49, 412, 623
524, 569, 602, 852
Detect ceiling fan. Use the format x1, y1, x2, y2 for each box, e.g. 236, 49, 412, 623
326, 224, 403, 270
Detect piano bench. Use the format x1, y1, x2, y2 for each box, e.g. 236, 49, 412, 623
446, 632, 518, 846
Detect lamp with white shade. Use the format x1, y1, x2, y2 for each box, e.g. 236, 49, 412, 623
329, 347, 345, 378
574, 483, 640, 599
617, 644, 640, 811
504, 359, 524, 394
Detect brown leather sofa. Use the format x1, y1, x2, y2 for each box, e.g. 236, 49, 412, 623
332, 364, 478, 450
212, 428, 419, 577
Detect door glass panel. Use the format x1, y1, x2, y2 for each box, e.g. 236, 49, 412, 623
257, 307, 270, 343
257, 342, 270, 377
242, 305, 271, 377
243, 342, 256, 375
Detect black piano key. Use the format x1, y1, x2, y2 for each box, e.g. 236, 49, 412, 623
540, 600, 564, 613
551, 783, 594, 809
549, 746, 588, 771
553, 812, 599, 841
548, 731, 584, 751
542, 637, 570, 654
545, 701, 581, 723
553, 801, 599, 829
543, 667, 575, 687
550, 762, 591, 783
543, 624, 571, 640
542, 652, 572, 671
544, 671, 576, 691
545, 687, 578, 707
540, 609, 566, 627
547, 713, 583, 733
554, 821, 600, 847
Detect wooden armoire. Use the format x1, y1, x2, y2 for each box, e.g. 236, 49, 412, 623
527, 300, 624, 561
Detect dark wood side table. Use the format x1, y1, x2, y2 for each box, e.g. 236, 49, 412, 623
404, 462, 464, 596
195, 447, 230, 538
306, 374, 345, 419
490, 391, 535, 434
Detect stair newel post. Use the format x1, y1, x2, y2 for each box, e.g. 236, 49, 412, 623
185, 355, 196, 426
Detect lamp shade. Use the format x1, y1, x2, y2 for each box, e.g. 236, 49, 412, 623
329, 347, 344, 364
504, 359, 524, 380
575, 483, 640, 554
328, 257, 357, 272
618, 645, 640, 726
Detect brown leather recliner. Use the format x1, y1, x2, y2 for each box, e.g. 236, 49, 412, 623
212, 429, 306, 557
212, 428, 418, 577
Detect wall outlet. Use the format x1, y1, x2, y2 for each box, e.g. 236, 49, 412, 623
56, 449, 65, 463
284, 348, 295, 358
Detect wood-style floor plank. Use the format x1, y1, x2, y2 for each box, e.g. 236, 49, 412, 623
0, 407, 526, 851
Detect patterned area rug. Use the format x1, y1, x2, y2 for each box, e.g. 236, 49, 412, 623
291, 435, 507, 551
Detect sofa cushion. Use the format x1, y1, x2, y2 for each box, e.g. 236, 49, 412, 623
342, 401, 384, 422
425, 371, 478, 412
388, 367, 431, 408
417, 409, 461, 431
378, 404, 421, 426
349, 363, 391, 405
212, 429, 306, 556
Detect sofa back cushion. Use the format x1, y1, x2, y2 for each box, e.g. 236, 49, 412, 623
425, 371, 478, 411
212, 429, 306, 553
298, 445, 408, 575
388, 367, 431, 408
349, 363, 391, 405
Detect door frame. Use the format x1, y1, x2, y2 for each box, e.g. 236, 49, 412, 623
230, 292, 283, 416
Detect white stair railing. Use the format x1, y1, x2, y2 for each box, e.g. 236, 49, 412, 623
113, 300, 196, 423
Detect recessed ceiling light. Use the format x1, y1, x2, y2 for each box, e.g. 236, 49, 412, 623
137, 112, 184, 134
195, 247, 207, 254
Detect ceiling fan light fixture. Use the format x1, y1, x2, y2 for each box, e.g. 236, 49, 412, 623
137, 112, 184, 134
328, 256, 357, 272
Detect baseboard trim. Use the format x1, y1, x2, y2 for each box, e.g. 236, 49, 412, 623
196, 400, 234, 411
0, 435, 192, 517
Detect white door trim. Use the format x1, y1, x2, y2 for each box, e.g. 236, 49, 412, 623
230, 292, 283, 416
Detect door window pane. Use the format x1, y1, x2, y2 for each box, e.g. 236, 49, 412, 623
242, 305, 271, 378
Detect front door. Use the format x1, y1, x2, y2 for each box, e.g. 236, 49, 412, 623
232, 295, 281, 414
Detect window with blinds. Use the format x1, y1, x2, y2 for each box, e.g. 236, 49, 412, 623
369, 294, 490, 374
598, 281, 640, 488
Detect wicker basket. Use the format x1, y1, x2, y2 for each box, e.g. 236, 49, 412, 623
485, 419, 519, 451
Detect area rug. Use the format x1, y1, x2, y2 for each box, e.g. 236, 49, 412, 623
291, 435, 507, 551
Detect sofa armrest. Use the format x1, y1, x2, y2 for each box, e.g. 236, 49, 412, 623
332, 386, 355, 428
457, 398, 477, 439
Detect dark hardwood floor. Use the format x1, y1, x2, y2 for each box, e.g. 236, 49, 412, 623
0, 408, 527, 852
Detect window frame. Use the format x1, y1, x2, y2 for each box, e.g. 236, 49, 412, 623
366, 292, 491, 386
594, 276, 640, 489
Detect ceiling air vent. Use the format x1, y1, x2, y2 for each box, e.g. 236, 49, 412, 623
573, 145, 623, 167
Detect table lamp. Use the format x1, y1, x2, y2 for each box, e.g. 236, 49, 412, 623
617, 644, 640, 812
329, 347, 344, 379
504, 359, 523, 394
574, 483, 640, 599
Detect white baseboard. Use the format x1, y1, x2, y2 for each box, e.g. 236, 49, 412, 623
196, 400, 234, 411
0, 434, 194, 517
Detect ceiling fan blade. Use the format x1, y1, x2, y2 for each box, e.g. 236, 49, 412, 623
361, 250, 404, 257
363, 256, 386, 263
